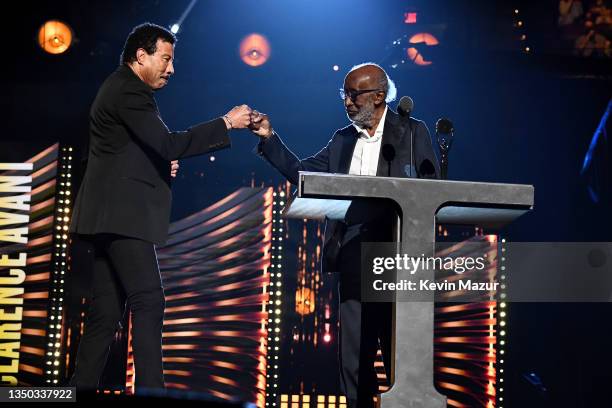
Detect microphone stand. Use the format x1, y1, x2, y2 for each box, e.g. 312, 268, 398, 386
409, 120, 414, 178
435, 118, 454, 180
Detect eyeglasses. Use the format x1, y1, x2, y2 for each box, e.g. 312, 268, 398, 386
339, 88, 382, 101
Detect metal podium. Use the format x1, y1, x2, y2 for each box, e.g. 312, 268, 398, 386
283, 171, 534, 408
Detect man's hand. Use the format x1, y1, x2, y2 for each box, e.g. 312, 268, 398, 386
249, 110, 273, 138
223, 105, 252, 129
170, 160, 179, 178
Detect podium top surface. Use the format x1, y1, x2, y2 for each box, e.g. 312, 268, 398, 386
299, 172, 533, 202
287, 172, 534, 228
298, 171, 533, 205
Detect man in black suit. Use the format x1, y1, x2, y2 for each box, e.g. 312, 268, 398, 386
69, 23, 252, 391
250, 63, 440, 408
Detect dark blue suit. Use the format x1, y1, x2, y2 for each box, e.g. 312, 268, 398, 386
258, 108, 439, 271
257, 108, 440, 407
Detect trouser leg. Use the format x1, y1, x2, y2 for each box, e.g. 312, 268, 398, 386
70, 237, 125, 389
105, 236, 165, 391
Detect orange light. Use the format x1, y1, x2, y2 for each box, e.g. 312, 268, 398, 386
239, 34, 271, 67
38, 20, 73, 55
295, 287, 315, 315
406, 32, 439, 66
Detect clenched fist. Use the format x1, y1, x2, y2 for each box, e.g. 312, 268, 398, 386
249, 110, 273, 138
223, 104, 252, 129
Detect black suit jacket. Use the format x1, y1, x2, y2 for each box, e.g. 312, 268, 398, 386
257, 108, 440, 273
70, 65, 231, 245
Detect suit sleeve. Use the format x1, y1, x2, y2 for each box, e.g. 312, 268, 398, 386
117, 84, 231, 161
256, 131, 333, 185
414, 121, 441, 179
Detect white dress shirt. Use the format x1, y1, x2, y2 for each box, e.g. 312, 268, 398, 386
348, 106, 388, 176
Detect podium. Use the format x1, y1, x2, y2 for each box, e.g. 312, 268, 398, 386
284, 171, 534, 408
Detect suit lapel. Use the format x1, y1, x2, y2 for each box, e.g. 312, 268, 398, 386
376, 109, 404, 177
338, 126, 358, 174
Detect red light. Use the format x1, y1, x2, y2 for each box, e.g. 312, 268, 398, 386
323, 333, 331, 342
404, 12, 417, 24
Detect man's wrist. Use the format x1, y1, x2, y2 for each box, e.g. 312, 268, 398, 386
222, 115, 233, 129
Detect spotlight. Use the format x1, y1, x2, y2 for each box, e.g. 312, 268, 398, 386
406, 33, 439, 66
210, 156, 216, 162
332, 65, 339, 71
170, 24, 180, 34
239, 33, 271, 67
38, 20, 73, 55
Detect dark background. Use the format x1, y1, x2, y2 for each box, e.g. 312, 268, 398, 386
4, 0, 611, 406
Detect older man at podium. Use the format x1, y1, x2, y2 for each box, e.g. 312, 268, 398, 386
250, 63, 440, 408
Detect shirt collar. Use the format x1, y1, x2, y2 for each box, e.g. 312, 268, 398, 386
353, 105, 388, 142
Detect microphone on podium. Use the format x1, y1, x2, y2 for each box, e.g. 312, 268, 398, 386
397, 96, 414, 117
382, 144, 396, 177
396, 96, 415, 177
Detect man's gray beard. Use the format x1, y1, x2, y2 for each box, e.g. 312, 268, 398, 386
348, 102, 375, 128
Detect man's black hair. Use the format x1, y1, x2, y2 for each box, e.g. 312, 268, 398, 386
120, 23, 176, 66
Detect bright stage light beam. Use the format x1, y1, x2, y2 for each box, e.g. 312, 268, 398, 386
169, 0, 198, 35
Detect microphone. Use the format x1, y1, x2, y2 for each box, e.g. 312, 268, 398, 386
397, 96, 414, 117
381, 144, 396, 177
396, 96, 415, 177
436, 118, 454, 135
435, 118, 454, 180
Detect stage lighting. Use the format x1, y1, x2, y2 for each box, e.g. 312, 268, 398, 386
240, 33, 271, 67
404, 12, 417, 24
38, 20, 73, 55
407, 32, 439, 66
171, 24, 180, 34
